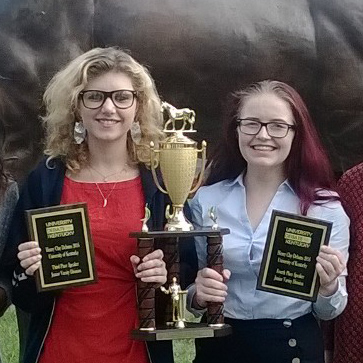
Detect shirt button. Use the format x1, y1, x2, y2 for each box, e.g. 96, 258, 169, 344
292, 358, 300, 363
288, 338, 297, 347
283, 319, 292, 328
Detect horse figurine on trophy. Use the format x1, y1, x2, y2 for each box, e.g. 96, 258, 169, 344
161, 101, 195, 132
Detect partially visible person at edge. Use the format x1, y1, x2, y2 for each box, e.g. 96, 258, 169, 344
0, 120, 19, 363
187, 80, 349, 363
0, 47, 197, 363
322, 163, 363, 363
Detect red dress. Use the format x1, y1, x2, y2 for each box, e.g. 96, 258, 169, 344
327, 163, 363, 363
39, 176, 149, 363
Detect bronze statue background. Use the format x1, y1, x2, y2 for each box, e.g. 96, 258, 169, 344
0, 0, 362, 180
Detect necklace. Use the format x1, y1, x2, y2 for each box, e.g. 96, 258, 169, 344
88, 163, 129, 182
88, 167, 120, 207
94, 182, 117, 207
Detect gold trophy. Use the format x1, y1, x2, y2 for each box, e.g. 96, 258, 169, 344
149, 102, 206, 231
160, 277, 187, 329
131, 102, 231, 340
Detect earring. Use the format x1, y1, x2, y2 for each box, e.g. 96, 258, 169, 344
74, 121, 86, 144
130, 121, 142, 144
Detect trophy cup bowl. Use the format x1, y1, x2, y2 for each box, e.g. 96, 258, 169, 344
150, 131, 206, 231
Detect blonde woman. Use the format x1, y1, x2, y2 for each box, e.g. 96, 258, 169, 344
0, 47, 197, 363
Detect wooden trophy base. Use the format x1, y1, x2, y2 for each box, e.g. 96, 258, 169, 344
130, 228, 231, 341
132, 322, 232, 341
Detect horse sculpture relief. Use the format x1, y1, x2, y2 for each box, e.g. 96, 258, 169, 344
161, 102, 195, 132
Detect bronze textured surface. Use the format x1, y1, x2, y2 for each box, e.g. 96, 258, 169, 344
0, 0, 362, 180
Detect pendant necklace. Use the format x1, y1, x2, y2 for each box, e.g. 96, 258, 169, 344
88, 166, 121, 207
94, 182, 117, 208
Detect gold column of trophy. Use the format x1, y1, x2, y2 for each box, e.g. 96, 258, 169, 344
150, 102, 206, 231
160, 277, 187, 329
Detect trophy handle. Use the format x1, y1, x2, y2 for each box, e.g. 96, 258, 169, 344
165, 204, 175, 220
190, 140, 207, 194
150, 141, 168, 194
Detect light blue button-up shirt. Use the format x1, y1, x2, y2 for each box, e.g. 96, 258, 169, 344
189, 175, 349, 320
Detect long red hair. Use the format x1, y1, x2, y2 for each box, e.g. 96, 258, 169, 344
206, 80, 337, 215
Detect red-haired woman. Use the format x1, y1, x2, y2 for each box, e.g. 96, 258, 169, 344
188, 80, 349, 363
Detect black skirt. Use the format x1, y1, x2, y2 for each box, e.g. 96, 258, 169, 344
194, 313, 324, 363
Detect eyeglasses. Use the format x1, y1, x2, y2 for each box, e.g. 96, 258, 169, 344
79, 89, 137, 109
237, 118, 296, 138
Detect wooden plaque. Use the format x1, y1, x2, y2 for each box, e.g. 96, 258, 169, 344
26, 203, 97, 292
256, 210, 332, 301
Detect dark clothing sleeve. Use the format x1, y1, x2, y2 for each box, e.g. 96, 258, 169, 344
0, 159, 65, 314
0, 181, 19, 315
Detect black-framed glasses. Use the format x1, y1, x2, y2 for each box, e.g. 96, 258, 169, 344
79, 89, 137, 109
237, 118, 296, 138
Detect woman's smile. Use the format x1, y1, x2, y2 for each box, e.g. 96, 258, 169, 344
250, 144, 276, 151
95, 118, 121, 126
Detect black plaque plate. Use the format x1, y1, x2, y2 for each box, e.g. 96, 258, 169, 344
256, 210, 332, 301
26, 203, 97, 292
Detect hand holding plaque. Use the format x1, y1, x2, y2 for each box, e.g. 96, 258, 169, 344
316, 245, 346, 296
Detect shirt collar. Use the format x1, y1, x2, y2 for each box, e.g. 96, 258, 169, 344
223, 172, 296, 195
283, 179, 296, 194
224, 174, 243, 188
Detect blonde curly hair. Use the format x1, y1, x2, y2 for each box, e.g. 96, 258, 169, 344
43, 47, 164, 170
